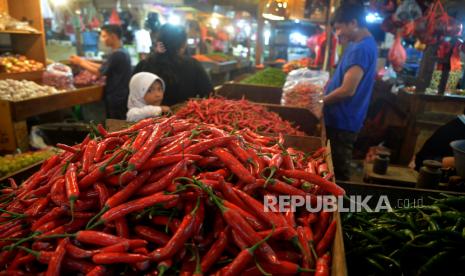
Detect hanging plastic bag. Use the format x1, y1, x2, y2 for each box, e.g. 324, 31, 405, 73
394, 0, 422, 22
281, 68, 329, 118
42, 63, 74, 90
388, 32, 407, 72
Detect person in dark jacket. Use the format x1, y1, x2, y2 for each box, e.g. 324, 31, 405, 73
70, 24, 131, 120
415, 113, 465, 171
133, 24, 213, 106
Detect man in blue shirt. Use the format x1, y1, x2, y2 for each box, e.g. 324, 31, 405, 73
324, 3, 378, 180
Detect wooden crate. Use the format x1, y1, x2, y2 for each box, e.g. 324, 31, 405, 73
0, 85, 104, 152
216, 82, 283, 104
283, 136, 347, 276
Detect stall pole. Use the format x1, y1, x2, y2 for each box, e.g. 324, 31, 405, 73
322, 0, 335, 72
255, 0, 266, 66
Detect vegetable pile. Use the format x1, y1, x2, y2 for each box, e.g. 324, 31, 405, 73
343, 195, 465, 275
240, 68, 287, 88
0, 79, 60, 101
74, 70, 106, 87
282, 58, 312, 74
0, 117, 343, 275
0, 149, 56, 178
0, 55, 44, 74
175, 98, 306, 136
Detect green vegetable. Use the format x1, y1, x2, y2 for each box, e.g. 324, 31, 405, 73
240, 68, 286, 87
343, 195, 465, 275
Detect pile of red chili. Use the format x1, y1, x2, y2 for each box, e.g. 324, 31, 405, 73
175, 98, 306, 136
0, 117, 343, 275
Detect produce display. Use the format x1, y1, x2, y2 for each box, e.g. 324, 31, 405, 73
0, 117, 343, 275
0, 55, 44, 74
343, 195, 465, 275
0, 149, 56, 178
283, 58, 312, 74
175, 98, 306, 136
240, 68, 287, 88
42, 63, 74, 90
0, 79, 60, 101
193, 53, 235, 63
74, 70, 106, 87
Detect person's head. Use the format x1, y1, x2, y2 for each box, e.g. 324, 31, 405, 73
128, 72, 165, 109
101, 24, 123, 48
332, 3, 367, 42
157, 24, 187, 57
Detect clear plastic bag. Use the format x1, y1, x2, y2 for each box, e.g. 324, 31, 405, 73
394, 0, 422, 22
281, 68, 329, 118
42, 63, 74, 90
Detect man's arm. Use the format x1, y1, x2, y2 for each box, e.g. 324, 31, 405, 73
323, 65, 364, 105
70, 55, 102, 76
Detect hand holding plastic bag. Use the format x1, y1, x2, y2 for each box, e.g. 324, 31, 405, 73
281, 68, 329, 118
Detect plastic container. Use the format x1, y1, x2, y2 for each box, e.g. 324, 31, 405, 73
450, 139, 465, 178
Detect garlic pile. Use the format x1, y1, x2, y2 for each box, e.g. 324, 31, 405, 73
0, 79, 60, 101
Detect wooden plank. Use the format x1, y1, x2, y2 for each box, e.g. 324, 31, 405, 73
0, 30, 41, 35
364, 163, 418, 187
216, 82, 283, 104
261, 103, 321, 136
0, 70, 43, 81
10, 85, 104, 121
0, 99, 16, 152
0, 0, 7, 13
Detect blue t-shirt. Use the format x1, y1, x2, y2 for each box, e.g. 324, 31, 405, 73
324, 36, 378, 132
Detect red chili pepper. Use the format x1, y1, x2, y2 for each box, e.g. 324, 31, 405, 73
150, 204, 198, 262
316, 219, 337, 257
97, 124, 108, 137
24, 196, 50, 217
62, 257, 95, 274
314, 211, 332, 244
276, 250, 301, 263
99, 241, 130, 253
138, 160, 187, 196
93, 252, 149, 264
0, 223, 24, 239
31, 206, 67, 231
101, 193, 179, 223
128, 125, 165, 171
200, 229, 228, 273
56, 143, 79, 154
147, 164, 177, 183
314, 253, 330, 276
81, 139, 98, 174
106, 117, 155, 137
259, 259, 314, 274
317, 163, 329, 177
50, 178, 67, 206
86, 265, 107, 276
211, 148, 255, 183
45, 238, 69, 276
142, 154, 202, 170
94, 182, 110, 209
114, 217, 129, 238
278, 170, 345, 196
227, 140, 252, 164
76, 230, 147, 248
134, 225, 170, 245
184, 136, 237, 155
312, 147, 327, 159
223, 201, 266, 231
94, 137, 123, 163
282, 153, 295, 170
223, 227, 274, 276
156, 137, 192, 156
65, 243, 95, 259
297, 226, 315, 271
65, 163, 80, 220
197, 156, 220, 167
105, 170, 151, 209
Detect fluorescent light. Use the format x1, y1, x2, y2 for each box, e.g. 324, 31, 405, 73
210, 17, 220, 29
168, 14, 181, 25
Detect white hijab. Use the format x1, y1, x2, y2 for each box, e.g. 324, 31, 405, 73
128, 72, 165, 109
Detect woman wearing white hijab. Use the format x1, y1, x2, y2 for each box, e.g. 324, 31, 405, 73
126, 72, 170, 122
